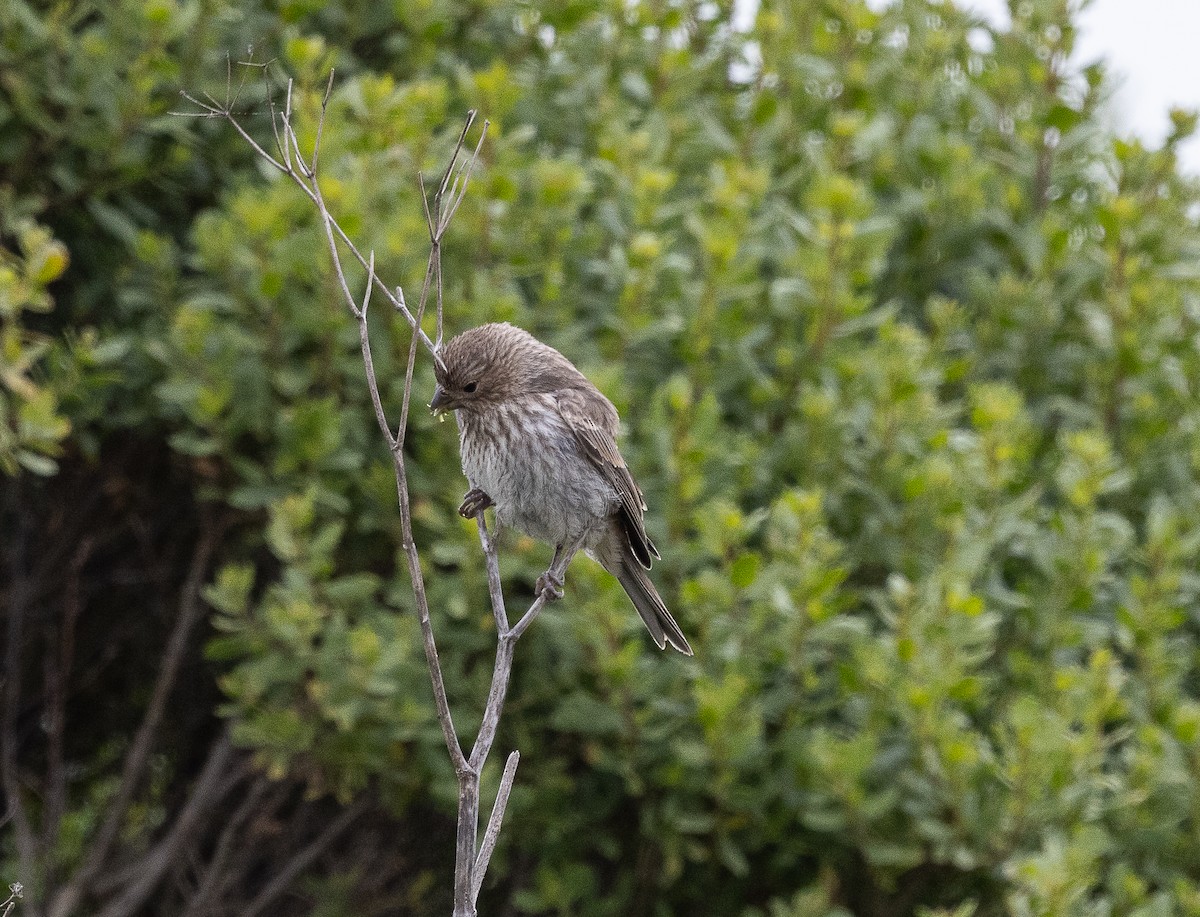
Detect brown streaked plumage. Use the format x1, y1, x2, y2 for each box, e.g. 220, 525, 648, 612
430, 322, 691, 655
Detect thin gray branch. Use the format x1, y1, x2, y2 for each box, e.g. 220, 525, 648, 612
476, 515, 509, 633
509, 595, 550, 643
472, 750, 520, 902
395, 451, 467, 774
468, 529, 574, 768
435, 249, 445, 349
178, 68, 546, 917
443, 121, 489, 231
178, 78, 442, 362
310, 69, 335, 176
313, 168, 364, 321
453, 776, 480, 914
178, 89, 287, 174
469, 638, 515, 773
357, 252, 397, 450
396, 259, 430, 451
435, 112, 476, 204
216, 74, 468, 772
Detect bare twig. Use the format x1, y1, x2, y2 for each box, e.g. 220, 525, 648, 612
469, 638, 516, 773
397, 254, 431, 451
454, 775, 481, 913
310, 70, 336, 176
435, 250, 446, 350
395, 449, 467, 775
429, 113, 472, 348
435, 113, 477, 216
313, 174, 365, 320
473, 751, 520, 901
443, 122, 488, 231
179, 65, 539, 917
176, 81, 442, 362
463, 543, 574, 781
357, 252, 395, 448
189, 70, 474, 778
422, 110, 488, 348
476, 516, 509, 633
510, 592, 552, 642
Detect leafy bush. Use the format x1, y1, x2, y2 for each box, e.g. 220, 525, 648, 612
4, 0, 1200, 915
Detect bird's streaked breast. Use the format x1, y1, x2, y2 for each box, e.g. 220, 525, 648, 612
457, 395, 616, 545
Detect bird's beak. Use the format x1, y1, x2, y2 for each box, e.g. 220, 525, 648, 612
429, 385, 453, 416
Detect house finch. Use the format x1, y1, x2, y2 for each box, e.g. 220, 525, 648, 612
430, 323, 692, 655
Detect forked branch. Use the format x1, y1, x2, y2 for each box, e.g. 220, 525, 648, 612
179, 61, 539, 916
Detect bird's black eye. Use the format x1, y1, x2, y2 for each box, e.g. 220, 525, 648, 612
463, 381, 478, 394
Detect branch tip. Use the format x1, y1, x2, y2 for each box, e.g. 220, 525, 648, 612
472, 750, 520, 902
323, 69, 336, 107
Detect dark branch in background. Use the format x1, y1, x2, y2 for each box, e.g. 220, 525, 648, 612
41, 536, 92, 888
179, 61, 544, 916
93, 729, 238, 917
176, 777, 272, 917
4, 447, 377, 917
242, 796, 370, 917
47, 515, 227, 917
2, 479, 37, 900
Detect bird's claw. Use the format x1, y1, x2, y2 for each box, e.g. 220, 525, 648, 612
536, 571, 565, 601
458, 488, 493, 519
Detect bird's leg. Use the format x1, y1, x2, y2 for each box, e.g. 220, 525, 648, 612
458, 487, 493, 519
536, 537, 582, 601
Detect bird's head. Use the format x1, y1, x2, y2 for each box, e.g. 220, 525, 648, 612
430, 322, 578, 416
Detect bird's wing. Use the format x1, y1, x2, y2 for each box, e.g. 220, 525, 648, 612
554, 385, 659, 568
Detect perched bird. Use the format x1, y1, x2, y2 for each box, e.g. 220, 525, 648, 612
430, 322, 692, 655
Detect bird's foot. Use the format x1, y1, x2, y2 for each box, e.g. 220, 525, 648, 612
535, 570, 565, 601
458, 488, 494, 519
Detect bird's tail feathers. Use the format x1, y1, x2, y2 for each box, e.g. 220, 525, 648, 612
611, 555, 692, 656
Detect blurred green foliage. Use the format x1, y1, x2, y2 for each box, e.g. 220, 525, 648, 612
5, 0, 1200, 914
0, 214, 71, 474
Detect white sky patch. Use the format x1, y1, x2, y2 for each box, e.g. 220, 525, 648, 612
945, 0, 1200, 172
735, 0, 1200, 173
